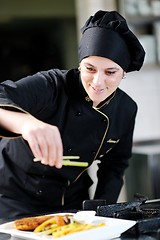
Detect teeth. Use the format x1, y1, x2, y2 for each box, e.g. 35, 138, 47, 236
95, 88, 103, 92
92, 86, 103, 92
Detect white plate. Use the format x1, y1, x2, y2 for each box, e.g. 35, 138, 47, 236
0, 212, 136, 240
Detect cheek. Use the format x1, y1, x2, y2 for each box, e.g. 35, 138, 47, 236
116, 77, 123, 86
81, 73, 92, 85
107, 77, 122, 88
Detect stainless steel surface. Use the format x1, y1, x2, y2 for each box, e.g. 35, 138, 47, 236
0, 233, 10, 240
125, 140, 160, 200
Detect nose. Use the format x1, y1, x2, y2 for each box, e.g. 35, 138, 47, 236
92, 72, 104, 86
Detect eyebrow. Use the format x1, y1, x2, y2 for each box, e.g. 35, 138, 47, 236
106, 67, 119, 71
84, 62, 119, 71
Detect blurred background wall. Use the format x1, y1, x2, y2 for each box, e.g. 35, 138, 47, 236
0, 0, 160, 202
0, 0, 116, 81
0, 0, 78, 81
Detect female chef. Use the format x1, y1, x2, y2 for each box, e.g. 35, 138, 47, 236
0, 10, 145, 219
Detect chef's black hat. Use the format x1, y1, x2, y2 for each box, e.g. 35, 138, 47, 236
78, 10, 145, 72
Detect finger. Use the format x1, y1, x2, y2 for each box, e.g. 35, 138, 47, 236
34, 134, 52, 165
35, 126, 63, 167
54, 137, 63, 169
22, 126, 44, 161
47, 128, 63, 168
27, 136, 43, 161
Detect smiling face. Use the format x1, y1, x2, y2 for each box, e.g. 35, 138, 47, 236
80, 56, 124, 107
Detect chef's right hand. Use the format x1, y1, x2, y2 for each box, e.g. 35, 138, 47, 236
0, 109, 63, 168
21, 116, 63, 168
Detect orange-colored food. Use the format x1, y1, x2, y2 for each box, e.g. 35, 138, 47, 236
54, 216, 66, 226
14, 215, 53, 231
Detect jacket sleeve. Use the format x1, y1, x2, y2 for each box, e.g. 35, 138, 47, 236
0, 72, 57, 137
94, 112, 136, 204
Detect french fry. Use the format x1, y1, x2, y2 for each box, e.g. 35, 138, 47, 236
51, 222, 105, 238
34, 217, 57, 232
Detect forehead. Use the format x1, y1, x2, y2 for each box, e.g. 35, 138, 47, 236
81, 56, 122, 69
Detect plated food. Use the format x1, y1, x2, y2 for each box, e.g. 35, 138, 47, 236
0, 211, 136, 240
14, 212, 105, 238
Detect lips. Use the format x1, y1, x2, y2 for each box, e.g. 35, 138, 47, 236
90, 84, 105, 93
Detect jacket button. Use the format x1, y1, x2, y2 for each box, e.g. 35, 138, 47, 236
76, 111, 82, 116
36, 190, 42, 195
67, 148, 72, 152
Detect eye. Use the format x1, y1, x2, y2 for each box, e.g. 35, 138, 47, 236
105, 71, 117, 76
85, 66, 96, 72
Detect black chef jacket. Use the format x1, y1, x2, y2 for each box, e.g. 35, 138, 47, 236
0, 68, 137, 216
